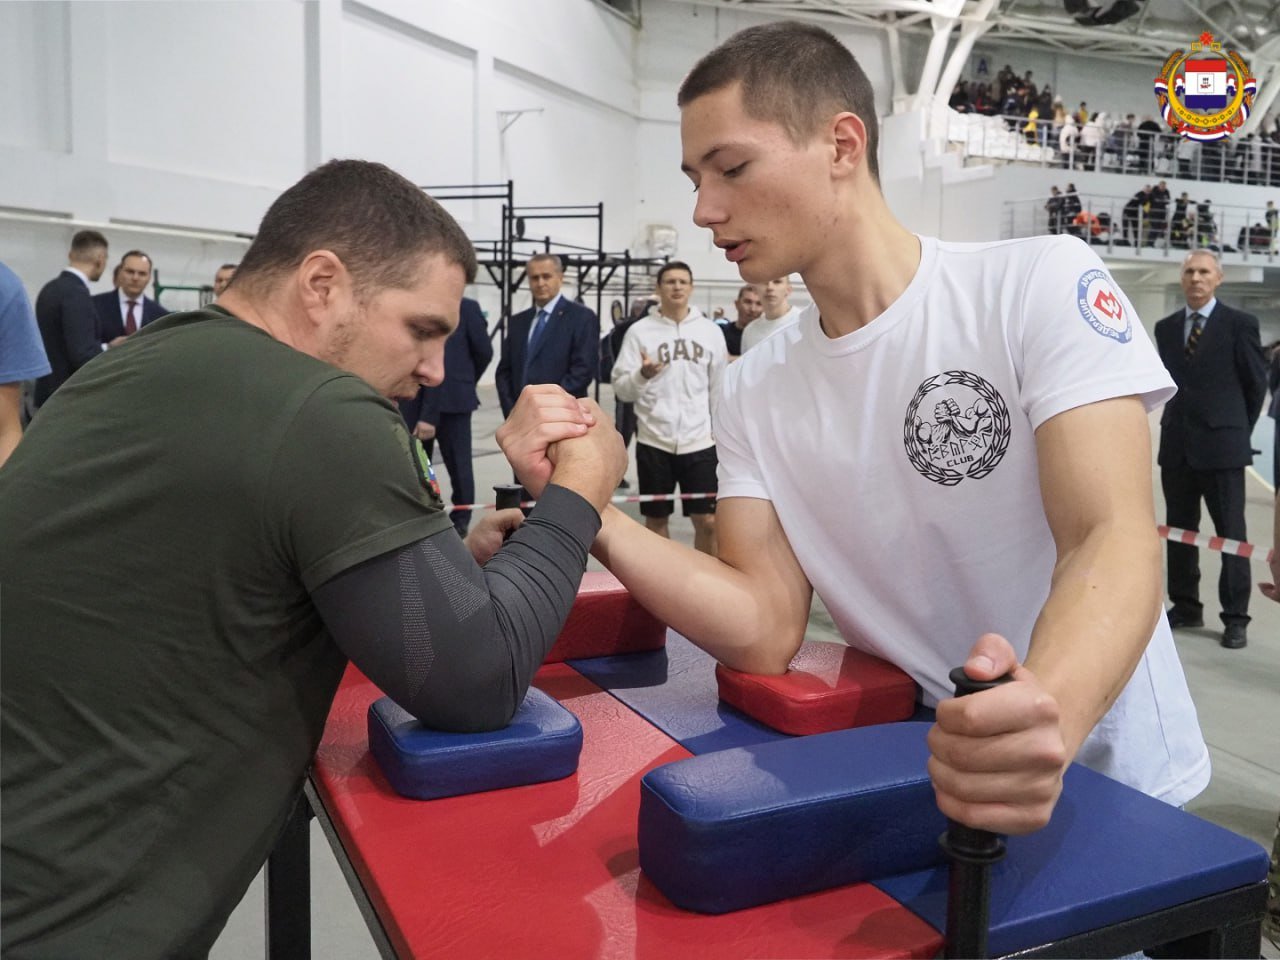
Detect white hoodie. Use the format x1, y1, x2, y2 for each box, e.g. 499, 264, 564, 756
612, 307, 727, 454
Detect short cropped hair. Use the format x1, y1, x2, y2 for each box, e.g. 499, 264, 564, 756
527, 253, 564, 274
219, 262, 239, 272
736, 284, 759, 299
677, 21, 881, 183
119, 250, 152, 267
657, 260, 693, 284
234, 159, 476, 298
70, 230, 108, 257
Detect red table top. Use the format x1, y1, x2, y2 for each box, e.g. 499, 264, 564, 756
311, 663, 944, 959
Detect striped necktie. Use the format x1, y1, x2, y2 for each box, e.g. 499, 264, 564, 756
1184, 312, 1204, 359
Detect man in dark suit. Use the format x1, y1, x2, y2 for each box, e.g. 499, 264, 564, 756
93, 250, 169, 346
494, 254, 598, 417
1155, 250, 1268, 648
34, 230, 109, 409
399, 297, 494, 536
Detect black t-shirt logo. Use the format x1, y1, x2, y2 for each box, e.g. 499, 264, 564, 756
903, 370, 1011, 486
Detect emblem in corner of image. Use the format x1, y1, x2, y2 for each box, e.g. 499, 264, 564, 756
1154, 32, 1258, 143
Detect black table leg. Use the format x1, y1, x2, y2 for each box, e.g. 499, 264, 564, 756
266, 790, 313, 960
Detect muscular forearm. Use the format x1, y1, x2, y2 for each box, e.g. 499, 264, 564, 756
1023, 520, 1162, 760
591, 505, 808, 674
313, 485, 598, 732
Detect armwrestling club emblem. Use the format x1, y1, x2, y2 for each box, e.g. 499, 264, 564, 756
903, 371, 1012, 486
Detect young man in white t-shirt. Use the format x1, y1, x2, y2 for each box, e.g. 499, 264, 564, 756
516, 21, 1209, 834
612, 261, 727, 556
740, 275, 802, 353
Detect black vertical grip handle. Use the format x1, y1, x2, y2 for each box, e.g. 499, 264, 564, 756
940, 665, 1014, 960
493, 485, 524, 540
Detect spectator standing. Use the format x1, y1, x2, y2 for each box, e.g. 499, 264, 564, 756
494, 254, 599, 417
742, 276, 803, 353
1121, 185, 1151, 246
1044, 186, 1065, 235
1146, 180, 1171, 247
93, 250, 169, 347
398, 296, 494, 536
33, 230, 108, 409
213, 263, 238, 297
0, 262, 50, 466
611, 261, 726, 556
718, 283, 763, 358
1155, 251, 1268, 649
1059, 115, 1079, 167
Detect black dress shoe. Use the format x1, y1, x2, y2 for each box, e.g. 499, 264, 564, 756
1165, 608, 1204, 629
1220, 623, 1247, 649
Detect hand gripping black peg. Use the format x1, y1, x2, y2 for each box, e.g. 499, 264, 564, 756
493, 484, 524, 540
940, 665, 1014, 959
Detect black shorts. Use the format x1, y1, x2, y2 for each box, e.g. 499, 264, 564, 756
636, 443, 718, 518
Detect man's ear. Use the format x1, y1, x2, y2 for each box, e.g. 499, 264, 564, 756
830, 112, 869, 181
296, 250, 350, 320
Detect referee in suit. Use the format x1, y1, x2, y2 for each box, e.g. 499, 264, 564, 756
1155, 250, 1268, 649
494, 254, 598, 417
33, 230, 109, 409
92, 251, 169, 346
399, 297, 493, 536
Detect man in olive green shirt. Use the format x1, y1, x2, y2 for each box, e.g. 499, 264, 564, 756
0, 160, 625, 958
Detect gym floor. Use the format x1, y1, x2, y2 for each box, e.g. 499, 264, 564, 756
211, 383, 1279, 960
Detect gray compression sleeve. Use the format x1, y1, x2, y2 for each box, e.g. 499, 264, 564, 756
311, 484, 600, 732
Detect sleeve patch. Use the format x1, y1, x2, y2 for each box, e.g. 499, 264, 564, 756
1076, 269, 1132, 343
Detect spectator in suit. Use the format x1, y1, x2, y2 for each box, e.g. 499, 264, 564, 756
33, 230, 108, 409
1155, 251, 1268, 649
494, 254, 599, 418
398, 296, 493, 536
717, 283, 763, 358
0, 262, 50, 466
93, 250, 170, 346
213, 263, 238, 297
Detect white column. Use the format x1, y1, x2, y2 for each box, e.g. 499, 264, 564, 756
474, 50, 498, 184
910, 0, 964, 112
932, 0, 999, 113
305, 0, 343, 169
1241, 62, 1280, 136
67, 2, 110, 219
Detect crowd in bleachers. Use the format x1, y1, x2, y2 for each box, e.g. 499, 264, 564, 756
949, 63, 1280, 185
1040, 180, 1277, 255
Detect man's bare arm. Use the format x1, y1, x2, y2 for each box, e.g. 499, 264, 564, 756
929, 395, 1163, 833
0, 383, 23, 469
591, 496, 813, 675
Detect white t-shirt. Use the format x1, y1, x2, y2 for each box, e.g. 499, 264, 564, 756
716, 234, 1210, 807
741, 305, 802, 354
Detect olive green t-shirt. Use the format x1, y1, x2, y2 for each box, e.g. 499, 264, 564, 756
0, 307, 452, 958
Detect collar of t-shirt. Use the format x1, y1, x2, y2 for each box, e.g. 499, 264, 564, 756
1184, 298, 1216, 339
64, 266, 90, 289
527, 293, 562, 343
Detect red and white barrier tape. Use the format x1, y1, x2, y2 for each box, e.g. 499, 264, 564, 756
451, 496, 1275, 564
453, 491, 718, 511
1158, 525, 1274, 564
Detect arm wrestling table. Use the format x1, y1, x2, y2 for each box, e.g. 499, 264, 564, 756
265, 632, 1268, 960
